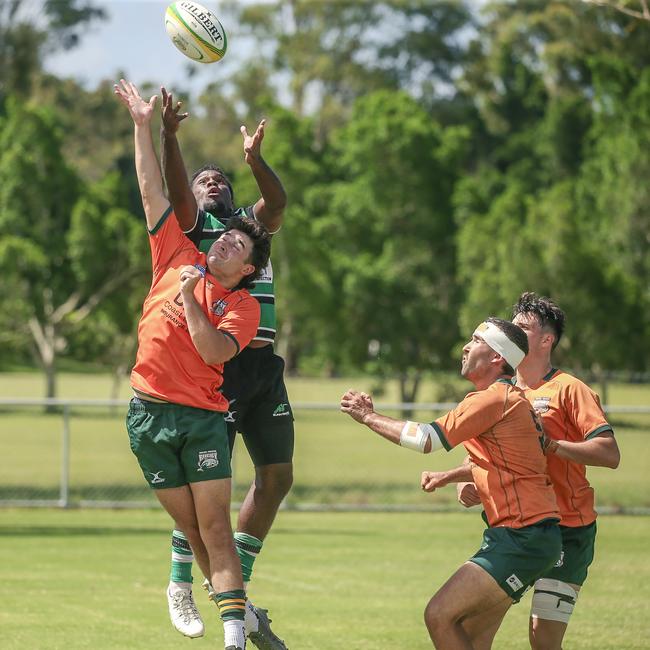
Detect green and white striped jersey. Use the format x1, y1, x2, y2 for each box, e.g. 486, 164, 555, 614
186, 207, 276, 344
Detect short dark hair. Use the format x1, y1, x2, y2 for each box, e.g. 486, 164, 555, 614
486, 317, 529, 376
224, 216, 271, 290
190, 164, 235, 204
512, 292, 565, 350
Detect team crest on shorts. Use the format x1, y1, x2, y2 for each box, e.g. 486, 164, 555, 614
533, 397, 551, 413
197, 450, 219, 472
554, 550, 565, 568
211, 299, 228, 316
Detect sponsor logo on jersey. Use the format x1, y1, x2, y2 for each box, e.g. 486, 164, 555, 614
197, 450, 219, 471
533, 397, 551, 413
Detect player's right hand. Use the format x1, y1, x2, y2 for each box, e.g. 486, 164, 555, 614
114, 79, 156, 125
421, 471, 448, 492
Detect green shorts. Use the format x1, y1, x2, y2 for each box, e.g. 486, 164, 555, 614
222, 345, 294, 466
126, 397, 231, 489
470, 519, 562, 602
540, 522, 597, 586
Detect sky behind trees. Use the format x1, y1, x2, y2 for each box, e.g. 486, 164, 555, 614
45, 0, 263, 93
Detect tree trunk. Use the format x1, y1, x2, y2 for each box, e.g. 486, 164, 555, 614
399, 371, 422, 420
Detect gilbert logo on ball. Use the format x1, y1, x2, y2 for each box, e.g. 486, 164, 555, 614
165, 1, 227, 63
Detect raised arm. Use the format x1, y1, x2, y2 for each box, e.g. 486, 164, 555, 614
241, 119, 287, 232
160, 87, 198, 231
114, 80, 169, 230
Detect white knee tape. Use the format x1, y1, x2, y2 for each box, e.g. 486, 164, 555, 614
530, 578, 578, 624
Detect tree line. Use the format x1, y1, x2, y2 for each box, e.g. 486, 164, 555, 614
0, 0, 648, 402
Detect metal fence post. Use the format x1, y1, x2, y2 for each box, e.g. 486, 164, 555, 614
59, 404, 70, 508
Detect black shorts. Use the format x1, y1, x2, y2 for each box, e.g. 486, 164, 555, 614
221, 344, 294, 466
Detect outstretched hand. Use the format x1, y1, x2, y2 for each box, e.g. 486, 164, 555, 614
240, 119, 266, 165
161, 87, 189, 134
340, 389, 374, 424
114, 79, 157, 125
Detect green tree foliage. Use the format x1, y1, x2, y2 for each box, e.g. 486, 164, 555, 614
0, 99, 146, 395
304, 90, 468, 402
0, 0, 105, 108
455, 0, 650, 376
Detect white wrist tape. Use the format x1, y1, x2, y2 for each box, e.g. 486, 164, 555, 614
400, 421, 443, 453
474, 321, 525, 369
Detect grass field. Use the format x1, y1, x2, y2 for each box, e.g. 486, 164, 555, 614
0, 372, 649, 508
1, 508, 649, 649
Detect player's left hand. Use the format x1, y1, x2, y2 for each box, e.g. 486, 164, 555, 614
457, 482, 481, 507
340, 389, 374, 424
241, 119, 266, 164
179, 265, 203, 296
161, 87, 189, 134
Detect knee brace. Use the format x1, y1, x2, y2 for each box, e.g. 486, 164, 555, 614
530, 578, 579, 624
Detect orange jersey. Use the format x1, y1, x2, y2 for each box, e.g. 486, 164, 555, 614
131, 208, 260, 411
432, 379, 559, 529
521, 369, 613, 527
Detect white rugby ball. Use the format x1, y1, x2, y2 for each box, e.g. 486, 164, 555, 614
165, 1, 227, 63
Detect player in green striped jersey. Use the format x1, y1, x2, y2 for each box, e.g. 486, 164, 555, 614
159, 88, 292, 650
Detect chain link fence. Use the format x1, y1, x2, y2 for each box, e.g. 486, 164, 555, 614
1, 398, 648, 512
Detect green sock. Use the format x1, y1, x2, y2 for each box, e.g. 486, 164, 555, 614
234, 531, 263, 585
216, 589, 247, 621
170, 529, 193, 584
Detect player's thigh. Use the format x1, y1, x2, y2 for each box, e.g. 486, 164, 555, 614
126, 397, 186, 489
544, 522, 597, 586
471, 521, 562, 602
178, 407, 232, 482
462, 597, 512, 650
243, 352, 293, 452
426, 561, 511, 623
154, 484, 199, 532
190, 478, 235, 545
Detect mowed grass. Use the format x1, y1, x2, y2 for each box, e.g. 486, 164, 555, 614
0, 509, 649, 649
0, 372, 649, 508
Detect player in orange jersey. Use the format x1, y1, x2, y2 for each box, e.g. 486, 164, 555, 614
115, 79, 271, 650
511, 292, 620, 650
453, 293, 620, 649
341, 318, 561, 649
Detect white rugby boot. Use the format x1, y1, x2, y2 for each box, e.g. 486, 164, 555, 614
167, 584, 205, 638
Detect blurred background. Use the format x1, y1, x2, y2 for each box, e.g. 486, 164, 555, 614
0, 0, 648, 511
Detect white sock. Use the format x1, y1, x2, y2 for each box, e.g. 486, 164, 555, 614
224, 619, 246, 649
244, 599, 259, 634
168, 581, 192, 594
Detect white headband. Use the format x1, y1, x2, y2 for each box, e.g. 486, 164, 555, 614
473, 321, 526, 370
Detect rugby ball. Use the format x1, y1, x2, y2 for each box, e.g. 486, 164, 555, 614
165, 1, 227, 63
